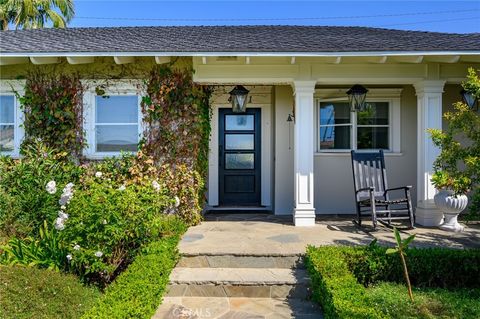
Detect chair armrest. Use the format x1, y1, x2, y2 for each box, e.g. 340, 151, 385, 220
356, 187, 375, 194
385, 186, 412, 192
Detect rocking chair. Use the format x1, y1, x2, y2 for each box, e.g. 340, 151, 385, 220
350, 150, 415, 229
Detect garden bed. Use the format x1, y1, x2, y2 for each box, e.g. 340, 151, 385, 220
306, 245, 480, 319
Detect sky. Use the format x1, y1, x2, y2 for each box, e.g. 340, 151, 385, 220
68, 0, 480, 33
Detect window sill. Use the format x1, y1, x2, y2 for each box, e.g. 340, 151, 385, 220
315, 152, 404, 157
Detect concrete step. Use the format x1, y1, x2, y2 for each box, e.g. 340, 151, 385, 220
177, 254, 304, 269
167, 267, 310, 299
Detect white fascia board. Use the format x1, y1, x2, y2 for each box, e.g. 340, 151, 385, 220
1, 51, 479, 58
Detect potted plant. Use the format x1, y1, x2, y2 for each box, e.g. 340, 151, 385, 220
429, 68, 480, 232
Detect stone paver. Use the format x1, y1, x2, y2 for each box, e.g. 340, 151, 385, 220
153, 297, 322, 319
179, 214, 480, 256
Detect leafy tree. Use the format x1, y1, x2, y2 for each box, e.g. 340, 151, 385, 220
0, 0, 74, 30
429, 67, 480, 218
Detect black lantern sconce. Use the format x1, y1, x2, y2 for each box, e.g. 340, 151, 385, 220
346, 84, 369, 111
228, 85, 249, 113
460, 89, 478, 111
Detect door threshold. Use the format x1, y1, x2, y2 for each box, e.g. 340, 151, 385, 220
205, 206, 272, 214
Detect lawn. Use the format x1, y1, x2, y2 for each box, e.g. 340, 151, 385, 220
366, 282, 480, 319
0, 265, 100, 319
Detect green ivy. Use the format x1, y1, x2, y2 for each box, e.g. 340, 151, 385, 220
17, 72, 85, 157
140, 66, 212, 179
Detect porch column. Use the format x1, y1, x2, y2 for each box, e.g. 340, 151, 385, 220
292, 81, 316, 226
414, 80, 445, 226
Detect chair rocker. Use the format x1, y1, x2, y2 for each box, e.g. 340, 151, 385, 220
350, 150, 415, 229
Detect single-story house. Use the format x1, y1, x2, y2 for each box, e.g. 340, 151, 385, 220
1, 26, 479, 226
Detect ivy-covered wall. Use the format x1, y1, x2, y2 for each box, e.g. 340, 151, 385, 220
2, 59, 211, 224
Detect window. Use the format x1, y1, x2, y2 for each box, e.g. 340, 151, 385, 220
83, 85, 142, 158
317, 91, 401, 153
94, 96, 139, 153
0, 95, 15, 153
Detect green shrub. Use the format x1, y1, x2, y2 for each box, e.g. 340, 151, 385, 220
345, 245, 480, 289
306, 245, 480, 319
59, 172, 175, 286
0, 265, 100, 319
306, 246, 386, 319
82, 230, 184, 319
0, 141, 84, 238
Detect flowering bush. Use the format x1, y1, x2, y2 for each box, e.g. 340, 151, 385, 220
0, 141, 84, 238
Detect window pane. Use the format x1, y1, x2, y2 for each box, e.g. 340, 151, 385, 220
0, 125, 14, 152
319, 102, 351, 125
357, 102, 389, 125
357, 127, 389, 149
225, 115, 254, 130
0, 96, 15, 123
319, 125, 351, 149
225, 153, 254, 169
225, 134, 254, 150
96, 96, 138, 123
96, 125, 138, 152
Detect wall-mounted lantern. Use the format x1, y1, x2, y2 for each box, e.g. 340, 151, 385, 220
229, 85, 249, 113
460, 89, 478, 111
346, 84, 369, 111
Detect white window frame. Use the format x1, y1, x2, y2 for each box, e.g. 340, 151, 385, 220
82, 80, 144, 159
315, 88, 401, 154
0, 80, 25, 157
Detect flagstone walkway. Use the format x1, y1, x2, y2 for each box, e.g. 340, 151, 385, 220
153, 214, 480, 319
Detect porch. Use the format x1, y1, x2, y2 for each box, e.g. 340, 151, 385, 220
182, 214, 480, 255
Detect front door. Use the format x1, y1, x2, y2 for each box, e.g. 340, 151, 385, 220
219, 108, 261, 206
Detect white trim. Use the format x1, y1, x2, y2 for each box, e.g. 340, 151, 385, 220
1, 51, 479, 58
82, 81, 144, 158
315, 88, 402, 153
0, 80, 25, 157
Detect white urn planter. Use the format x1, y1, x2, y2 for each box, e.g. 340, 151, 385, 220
434, 189, 468, 232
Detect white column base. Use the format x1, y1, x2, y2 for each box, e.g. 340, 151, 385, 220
294, 208, 316, 226
415, 206, 444, 227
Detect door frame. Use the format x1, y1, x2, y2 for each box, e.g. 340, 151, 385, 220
218, 108, 261, 206
208, 87, 273, 208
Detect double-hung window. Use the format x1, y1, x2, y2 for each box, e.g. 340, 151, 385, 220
84, 83, 142, 158
0, 81, 23, 156
317, 89, 401, 153
0, 95, 16, 153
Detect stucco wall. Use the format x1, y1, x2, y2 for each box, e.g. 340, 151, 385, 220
0, 57, 192, 79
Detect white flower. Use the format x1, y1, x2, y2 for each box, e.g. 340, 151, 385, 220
59, 192, 73, 206
54, 217, 65, 230
94, 251, 103, 258
174, 196, 181, 208
58, 211, 69, 220
73, 244, 80, 251
95, 171, 103, 178
152, 180, 161, 191
118, 185, 126, 191
64, 182, 74, 190
46, 181, 57, 194
60, 205, 66, 210
66, 254, 72, 261
102, 219, 107, 225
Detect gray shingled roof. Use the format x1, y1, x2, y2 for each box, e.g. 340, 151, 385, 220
1, 25, 479, 54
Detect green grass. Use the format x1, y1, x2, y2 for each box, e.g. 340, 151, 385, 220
0, 265, 100, 319
366, 282, 480, 319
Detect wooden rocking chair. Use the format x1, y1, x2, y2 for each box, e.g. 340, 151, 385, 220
350, 150, 415, 229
